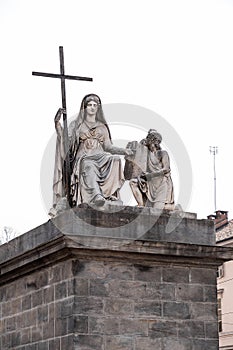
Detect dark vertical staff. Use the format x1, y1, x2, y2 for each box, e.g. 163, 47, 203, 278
59, 47, 70, 204
209, 146, 218, 212
32, 46, 93, 205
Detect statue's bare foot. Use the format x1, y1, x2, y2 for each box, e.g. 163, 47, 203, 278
92, 194, 105, 206
108, 195, 118, 201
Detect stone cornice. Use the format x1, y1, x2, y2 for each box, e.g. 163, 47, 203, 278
1, 232, 233, 286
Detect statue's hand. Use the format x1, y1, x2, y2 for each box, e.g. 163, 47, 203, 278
140, 138, 147, 146
54, 108, 66, 136
141, 172, 153, 181
125, 149, 134, 156
54, 108, 66, 123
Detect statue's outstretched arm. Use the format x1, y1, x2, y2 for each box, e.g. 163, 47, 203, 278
103, 127, 133, 156
105, 143, 133, 156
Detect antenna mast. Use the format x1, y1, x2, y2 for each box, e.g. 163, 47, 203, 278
209, 146, 218, 212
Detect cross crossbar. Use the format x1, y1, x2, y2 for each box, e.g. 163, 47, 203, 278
32, 71, 93, 81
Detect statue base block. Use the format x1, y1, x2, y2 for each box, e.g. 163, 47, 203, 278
0, 205, 232, 349
52, 204, 215, 246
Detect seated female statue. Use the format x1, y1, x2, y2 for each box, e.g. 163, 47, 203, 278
51, 93, 132, 215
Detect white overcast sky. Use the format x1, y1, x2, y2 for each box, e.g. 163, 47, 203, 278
1, 0, 233, 235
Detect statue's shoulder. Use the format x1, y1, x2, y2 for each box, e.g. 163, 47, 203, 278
157, 149, 170, 163
68, 118, 78, 139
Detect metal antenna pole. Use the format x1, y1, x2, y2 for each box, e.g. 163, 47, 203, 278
209, 146, 218, 212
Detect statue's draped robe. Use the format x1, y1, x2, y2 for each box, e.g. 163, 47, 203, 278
139, 149, 174, 207
52, 122, 65, 208
52, 119, 124, 208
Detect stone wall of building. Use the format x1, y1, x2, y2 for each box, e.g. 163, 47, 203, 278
0, 255, 221, 350
0, 207, 233, 349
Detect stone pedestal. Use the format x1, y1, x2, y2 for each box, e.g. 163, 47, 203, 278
0, 206, 233, 349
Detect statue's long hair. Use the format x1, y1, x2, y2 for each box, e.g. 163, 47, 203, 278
74, 94, 112, 141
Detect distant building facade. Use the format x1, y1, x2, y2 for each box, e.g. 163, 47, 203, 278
209, 210, 233, 350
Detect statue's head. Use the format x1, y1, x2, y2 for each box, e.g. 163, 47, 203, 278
146, 129, 162, 151
76, 94, 111, 139
82, 94, 101, 109
147, 129, 162, 142
78, 94, 103, 121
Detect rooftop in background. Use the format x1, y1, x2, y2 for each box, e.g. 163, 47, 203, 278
216, 220, 233, 244
207, 210, 233, 243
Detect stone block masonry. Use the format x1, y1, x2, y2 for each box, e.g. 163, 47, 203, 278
0, 257, 221, 349
0, 207, 233, 349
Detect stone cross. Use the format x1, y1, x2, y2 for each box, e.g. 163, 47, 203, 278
32, 46, 93, 204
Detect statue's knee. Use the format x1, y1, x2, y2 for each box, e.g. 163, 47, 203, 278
81, 159, 92, 172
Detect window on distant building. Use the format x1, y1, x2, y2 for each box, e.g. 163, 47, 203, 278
218, 296, 223, 332
217, 264, 224, 279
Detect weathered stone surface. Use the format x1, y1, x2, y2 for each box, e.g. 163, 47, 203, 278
50, 205, 215, 246
104, 298, 134, 316
107, 280, 147, 298
163, 301, 190, 319
74, 334, 103, 350
135, 336, 162, 349
177, 320, 205, 338
43, 285, 54, 303
204, 285, 217, 302
49, 338, 61, 350
148, 319, 177, 338
105, 336, 133, 350
61, 335, 75, 349
134, 300, 162, 316
190, 267, 217, 285
192, 338, 219, 350
73, 315, 88, 333
89, 317, 120, 335
105, 262, 134, 280
72, 260, 105, 279
162, 337, 192, 350
73, 278, 89, 296
74, 296, 104, 315
176, 284, 204, 302
119, 318, 148, 336
205, 321, 219, 339
145, 282, 176, 300
38, 341, 49, 350
0, 207, 232, 349
32, 290, 43, 308
22, 294, 32, 310
134, 264, 162, 281
163, 266, 189, 283
90, 279, 109, 297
